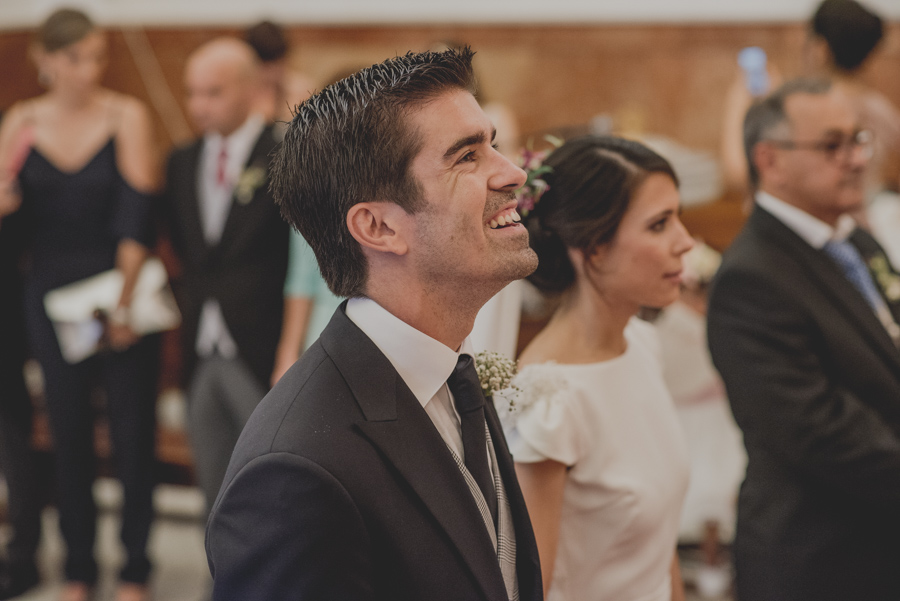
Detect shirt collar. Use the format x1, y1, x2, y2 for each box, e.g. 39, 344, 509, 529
203, 113, 265, 155
345, 297, 474, 409
756, 191, 857, 249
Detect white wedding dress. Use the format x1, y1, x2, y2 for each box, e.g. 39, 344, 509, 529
496, 318, 689, 601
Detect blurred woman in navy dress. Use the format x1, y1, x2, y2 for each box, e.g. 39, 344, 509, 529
0, 9, 160, 601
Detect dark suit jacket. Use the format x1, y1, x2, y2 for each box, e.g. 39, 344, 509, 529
206, 304, 542, 601
161, 125, 289, 388
707, 206, 900, 601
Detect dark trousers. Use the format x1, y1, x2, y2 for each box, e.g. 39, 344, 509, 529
25, 292, 159, 585
0, 304, 41, 572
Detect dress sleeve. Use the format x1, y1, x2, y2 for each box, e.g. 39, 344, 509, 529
110, 175, 155, 248
495, 366, 587, 466
284, 230, 321, 297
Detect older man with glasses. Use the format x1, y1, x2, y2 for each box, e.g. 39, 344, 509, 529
707, 78, 900, 601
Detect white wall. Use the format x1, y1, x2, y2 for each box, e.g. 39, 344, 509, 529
1, 0, 898, 30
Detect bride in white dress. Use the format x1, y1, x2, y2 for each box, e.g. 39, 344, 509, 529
498, 135, 694, 601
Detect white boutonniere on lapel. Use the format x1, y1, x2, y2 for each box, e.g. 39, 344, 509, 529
234, 165, 267, 205
868, 253, 900, 303
474, 350, 520, 409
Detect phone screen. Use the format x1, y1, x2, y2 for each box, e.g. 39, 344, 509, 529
738, 47, 769, 97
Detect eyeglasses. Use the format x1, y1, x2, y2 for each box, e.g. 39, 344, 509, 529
765, 129, 873, 162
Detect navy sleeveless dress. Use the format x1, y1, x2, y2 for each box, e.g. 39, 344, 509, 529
18, 138, 158, 585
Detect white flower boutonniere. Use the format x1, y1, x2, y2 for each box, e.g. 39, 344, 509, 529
474, 350, 520, 409
234, 165, 267, 205
868, 253, 900, 303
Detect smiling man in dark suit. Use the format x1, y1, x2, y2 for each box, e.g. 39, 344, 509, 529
205, 48, 542, 601
160, 37, 289, 520
708, 78, 900, 601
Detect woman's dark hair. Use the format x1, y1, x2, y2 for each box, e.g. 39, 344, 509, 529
523, 135, 678, 295
37, 8, 95, 53
811, 0, 884, 73
244, 20, 289, 63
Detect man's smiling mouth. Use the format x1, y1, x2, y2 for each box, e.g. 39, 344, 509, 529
489, 209, 522, 229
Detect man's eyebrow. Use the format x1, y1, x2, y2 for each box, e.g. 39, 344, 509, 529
821, 126, 857, 137
443, 131, 487, 160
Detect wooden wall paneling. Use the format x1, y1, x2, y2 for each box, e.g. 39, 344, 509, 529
3, 21, 899, 479
3, 23, 899, 153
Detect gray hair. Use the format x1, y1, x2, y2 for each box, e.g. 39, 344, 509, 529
743, 78, 833, 190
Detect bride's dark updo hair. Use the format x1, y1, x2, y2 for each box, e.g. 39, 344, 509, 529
523, 135, 678, 295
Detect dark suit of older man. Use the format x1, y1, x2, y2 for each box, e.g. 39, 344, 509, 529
708, 78, 900, 601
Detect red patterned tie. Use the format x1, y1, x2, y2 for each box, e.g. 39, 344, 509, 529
216, 143, 228, 187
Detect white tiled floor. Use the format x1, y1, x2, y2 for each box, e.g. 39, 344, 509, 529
8, 481, 211, 601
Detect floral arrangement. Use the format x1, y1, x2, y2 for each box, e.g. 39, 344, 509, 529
474, 350, 518, 400
868, 253, 900, 303
681, 240, 722, 289
514, 136, 563, 217
234, 165, 268, 205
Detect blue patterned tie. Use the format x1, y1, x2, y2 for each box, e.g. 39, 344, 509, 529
822, 239, 884, 312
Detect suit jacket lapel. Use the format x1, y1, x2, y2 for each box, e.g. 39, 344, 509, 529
484, 397, 542, 601
850, 228, 900, 326
753, 208, 900, 369
180, 141, 211, 259
320, 305, 509, 601
216, 126, 275, 252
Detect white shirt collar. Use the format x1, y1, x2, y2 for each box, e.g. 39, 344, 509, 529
203, 113, 265, 159
345, 297, 475, 409
756, 191, 857, 249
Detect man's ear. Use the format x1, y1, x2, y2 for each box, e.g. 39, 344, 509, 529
753, 142, 778, 184
346, 202, 410, 257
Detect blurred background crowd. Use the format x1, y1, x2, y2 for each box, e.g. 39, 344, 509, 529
0, 0, 898, 599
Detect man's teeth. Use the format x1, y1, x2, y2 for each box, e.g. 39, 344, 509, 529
490, 210, 522, 229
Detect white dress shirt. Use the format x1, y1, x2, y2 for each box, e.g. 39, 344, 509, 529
756, 191, 857, 249
195, 114, 265, 359
756, 191, 900, 341
346, 297, 476, 462
348, 298, 518, 598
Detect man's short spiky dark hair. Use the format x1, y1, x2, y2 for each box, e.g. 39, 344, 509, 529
270, 48, 477, 298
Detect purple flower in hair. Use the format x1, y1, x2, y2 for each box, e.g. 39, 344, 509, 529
514, 136, 562, 216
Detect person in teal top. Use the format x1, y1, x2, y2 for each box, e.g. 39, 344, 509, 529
271, 230, 342, 385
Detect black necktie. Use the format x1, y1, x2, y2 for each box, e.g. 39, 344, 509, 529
447, 354, 498, 524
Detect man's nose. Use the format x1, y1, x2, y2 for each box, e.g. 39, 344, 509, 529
489, 151, 526, 192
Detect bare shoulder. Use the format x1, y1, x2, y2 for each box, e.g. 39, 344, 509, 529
0, 98, 42, 159
107, 92, 152, 133
0, 98, 42, 133
105, 91, 158, 191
